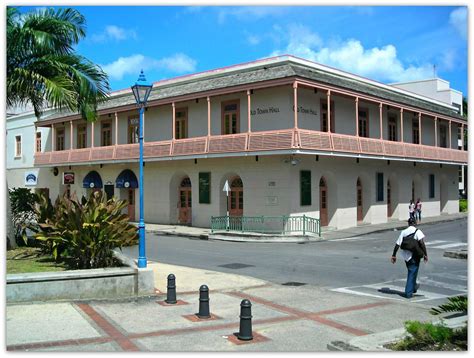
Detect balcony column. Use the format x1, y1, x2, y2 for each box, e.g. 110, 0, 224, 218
70, 121, 73, 150
293, 82, 299, 148
91, 121, 95, 148
449, 120, 452, 149
379, 103, 383, 140
418, 112, 422, 145
247, 90, 252, 134
172, 102, 176, 140
115, 112, 118, 145
461, 124, 464, 150
400, 108, 404, 142
327, 90, 331, 133
52, 124, 55, 151
434, 117, 438, 147
355, 97, 359, 136
293, 82, 299, 129
206, 96, 211, 152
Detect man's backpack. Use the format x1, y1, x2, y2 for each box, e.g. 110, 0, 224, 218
400, 229, 424, 258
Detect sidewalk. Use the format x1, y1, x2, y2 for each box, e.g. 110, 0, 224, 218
141, 212, 467, 242
6, 261, 466, 352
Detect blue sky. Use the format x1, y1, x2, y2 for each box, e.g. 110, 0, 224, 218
21, 5, 468, 95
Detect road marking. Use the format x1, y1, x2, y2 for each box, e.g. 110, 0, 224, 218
430, 272, 467, 281
432, 243, 467, 249
331, 236, 380, 242
331, 274, 468, 302
416, 277, 467, 292
424, 240, 449, 246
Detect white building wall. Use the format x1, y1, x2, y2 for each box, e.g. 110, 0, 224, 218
250, 87, 292, 132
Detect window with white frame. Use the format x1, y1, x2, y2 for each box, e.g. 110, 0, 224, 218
36, 132, 42, 152
15, 135, 22, 157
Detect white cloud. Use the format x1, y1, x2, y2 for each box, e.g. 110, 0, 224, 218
102, 53, 197, 80
217, 6, 286, 24
271, 25, 434, 83
156, 53, 197, 73
449, 7, 467, 39
247, 35, 261, 46
91, 25, 137, 43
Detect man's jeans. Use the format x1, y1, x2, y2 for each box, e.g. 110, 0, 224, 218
405, 257, 420, 298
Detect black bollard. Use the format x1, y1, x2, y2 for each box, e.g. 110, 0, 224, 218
196, 285, 211, 319
237, 299, 253, 341
165, 274, 177, 304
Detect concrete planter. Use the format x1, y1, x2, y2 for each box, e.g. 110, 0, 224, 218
6, 250, 155, 303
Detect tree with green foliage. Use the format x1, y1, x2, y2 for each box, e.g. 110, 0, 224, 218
6, 6, 110, 249
7, 6, 110, 120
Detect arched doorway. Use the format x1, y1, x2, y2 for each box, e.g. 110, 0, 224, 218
178, 177, 192, 224
387, 180, 392, 218
229, 177, 243, 216
319, 177, 328, 226
356, 178, 363, 222
116, 169, 138, 222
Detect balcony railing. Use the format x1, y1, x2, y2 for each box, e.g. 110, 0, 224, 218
34, 128, 468, 166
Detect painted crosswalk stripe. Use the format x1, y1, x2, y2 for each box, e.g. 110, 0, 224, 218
424, 240, 449, 246
432, 243, 467, 249
416, 277, 467, 292
431, 272, 467, 281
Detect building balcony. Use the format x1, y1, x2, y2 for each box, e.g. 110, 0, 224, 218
34, 129, 468, 167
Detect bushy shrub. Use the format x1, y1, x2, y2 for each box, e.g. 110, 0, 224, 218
9, 187, 38, 246
459, 199, 467, 212
33, 191, 138, 269
387, 296, 468, 351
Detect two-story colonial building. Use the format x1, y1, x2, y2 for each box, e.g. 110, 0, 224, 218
7, 55, 468, 230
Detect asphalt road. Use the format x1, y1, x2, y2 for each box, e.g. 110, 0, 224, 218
122, 219, 467, 305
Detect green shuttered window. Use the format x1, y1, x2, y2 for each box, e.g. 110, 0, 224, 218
199, 172, 211, 204
376, 172, 384, 202
429, 174, 435, 199
300, 170, 312, 206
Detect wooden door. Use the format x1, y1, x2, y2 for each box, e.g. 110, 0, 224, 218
229, 177, 243, 216
387, 181, 392, 218
127, 189, 135, 221
222, 101, 239, 135
357, 178, 363, 222
178, 177, 192, 224
319, 177, 328, 226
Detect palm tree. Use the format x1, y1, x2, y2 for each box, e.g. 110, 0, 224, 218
7, 7, 110, 120
6, 7, 110, 248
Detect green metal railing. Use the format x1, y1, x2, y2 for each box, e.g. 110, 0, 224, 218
210, 215, 320, 236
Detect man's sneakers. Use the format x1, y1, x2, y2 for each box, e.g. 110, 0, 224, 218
414, 283, 420, 293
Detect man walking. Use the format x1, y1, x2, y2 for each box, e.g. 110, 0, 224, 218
391, 218, 428, 298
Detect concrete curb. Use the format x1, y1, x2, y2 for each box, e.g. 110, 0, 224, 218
327, 315, 468, 351
145, 214, 466, 243
443, 250, 468, 259
208, 234, 320, 243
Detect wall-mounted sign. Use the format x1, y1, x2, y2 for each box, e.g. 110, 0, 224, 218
24, 171, 38, 186
63, 172, 75, 185
292, 105, 318, 116
265, 196, 279, 206
250, 107, 280, 116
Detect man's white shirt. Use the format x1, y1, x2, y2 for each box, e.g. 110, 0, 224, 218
396, 226, 425, 262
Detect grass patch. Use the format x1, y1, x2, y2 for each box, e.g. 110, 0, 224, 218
459, 199, 467, 212
7, 247, 69, 274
